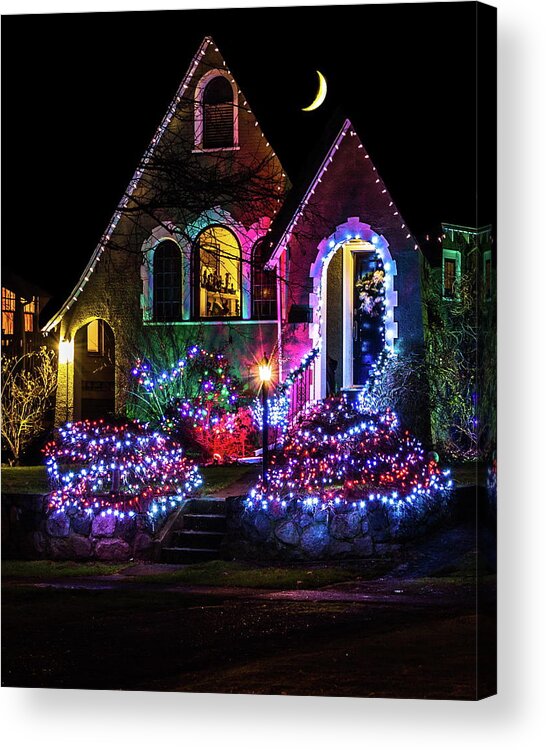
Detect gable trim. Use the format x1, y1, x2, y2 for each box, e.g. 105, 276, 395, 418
266, 120, 420, 270
43, 36, 216, 333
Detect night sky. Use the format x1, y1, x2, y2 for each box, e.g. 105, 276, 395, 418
1, 2, 496, 315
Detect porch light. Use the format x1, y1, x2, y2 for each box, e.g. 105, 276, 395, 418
258, 356, 272, 384
59, 338, 74, 364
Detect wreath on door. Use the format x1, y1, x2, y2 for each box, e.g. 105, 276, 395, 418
355, 269, 385, 318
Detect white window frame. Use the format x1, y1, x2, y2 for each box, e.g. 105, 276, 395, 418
193, 69, 239, 152
442, 248, 461, 300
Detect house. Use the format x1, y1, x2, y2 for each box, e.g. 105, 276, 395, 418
2, 270, 51, 357
42, 36, 429, 429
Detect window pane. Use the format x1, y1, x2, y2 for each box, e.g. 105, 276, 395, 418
444, 259, 456, 297
1, 287, 15, 335
87, 319, 101, 353
202, 76, 234, 149
198, 227, 241, 318
24, 297, 36, 332
153, 242, 181, 321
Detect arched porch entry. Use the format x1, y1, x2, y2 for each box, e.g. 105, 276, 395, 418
309, 218, 398, 400
74, 319, 116, 420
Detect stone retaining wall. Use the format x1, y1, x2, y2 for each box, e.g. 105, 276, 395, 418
223, 493, 453, 561
2, 494, 155, 562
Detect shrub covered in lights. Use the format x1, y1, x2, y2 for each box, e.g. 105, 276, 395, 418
247, 396, 452, 512
127, 345, 258, 462
43, 420, 203, 520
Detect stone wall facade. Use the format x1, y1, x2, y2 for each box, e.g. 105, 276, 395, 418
2, 495, 155, 562
223, 494, 452, 561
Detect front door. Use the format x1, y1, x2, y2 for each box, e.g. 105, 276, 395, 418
353, 253, 385, 385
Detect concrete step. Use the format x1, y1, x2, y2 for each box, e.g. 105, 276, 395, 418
171, 529, 224, 549
188, 498, 226, 515
184, 513, 227, 533
161, 546, 220, 564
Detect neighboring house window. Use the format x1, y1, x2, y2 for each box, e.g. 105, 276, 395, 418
202, 76, 234, 149
24, 297, 36, 332
443, 259, 456, 297
252, 240, 277, 320
87, 319, 103, 354
153, 241, 182, 321
1, 287, 15, 335
197, 226, 241, 318
442, 250, 461, 299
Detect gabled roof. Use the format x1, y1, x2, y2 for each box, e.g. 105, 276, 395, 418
265, 116, 420, 268
43, 35, 286, 333
2, 269, 51, 302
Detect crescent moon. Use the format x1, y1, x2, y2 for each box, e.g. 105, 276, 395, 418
302, 70, 327, 112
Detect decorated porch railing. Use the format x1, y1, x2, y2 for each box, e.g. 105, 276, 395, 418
252, 347, 320, 446
281, 347, 320, 427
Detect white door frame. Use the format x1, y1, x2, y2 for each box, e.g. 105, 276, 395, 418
309, 218, 398, 399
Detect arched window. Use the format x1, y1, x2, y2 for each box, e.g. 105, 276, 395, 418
153, 241, 181, 321
197, 226, 241, 318
202, 76, 234, 149
252, 240, 277, 320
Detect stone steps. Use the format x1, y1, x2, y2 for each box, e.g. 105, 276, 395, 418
171, 529, 225, 549
183, 513, 227, 533
160, 497, 227, 564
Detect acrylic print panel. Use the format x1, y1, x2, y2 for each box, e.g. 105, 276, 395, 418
1, 2, 496, 700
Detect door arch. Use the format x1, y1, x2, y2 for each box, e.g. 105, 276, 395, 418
310, 219, 398, 399
74, 319, 115, 420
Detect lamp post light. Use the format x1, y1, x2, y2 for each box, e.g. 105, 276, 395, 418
258, 354, 272, 487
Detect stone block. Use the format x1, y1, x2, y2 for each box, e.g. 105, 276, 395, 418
330, 511, 360, 540
116, 515, 137, 542
367, 507, 390, 541
329, 540, 353, 557
133, 532, 153, 559
49, 537, 72, 560
46, 511, 70, 538
352, 536, 373, 557
68, 534, 93, 560
274, 521, 299, 546
71, 512, 92, 537
95, 538, 131, 562
374, 543, 402, 557
253, 510, 272, 541
301, 523, 329, 558
314, 509, 329, 525
92, 513, 117, 537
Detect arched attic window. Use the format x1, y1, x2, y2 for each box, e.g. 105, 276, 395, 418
196, 226, 241, 318
252, 240, 277, 320
202, 75, 235, 149
153, 241, 182, 321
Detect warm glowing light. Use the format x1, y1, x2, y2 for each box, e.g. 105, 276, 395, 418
59, 338, 74, 364
258, 357, 272, 384
302, 70, 327, 112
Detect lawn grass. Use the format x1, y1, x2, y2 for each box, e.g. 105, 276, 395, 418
1, 465, 49, 494
2, 558, 369, 589
1, 463, 255, 496
130, 560, 370, 588
2, 559, 127, 579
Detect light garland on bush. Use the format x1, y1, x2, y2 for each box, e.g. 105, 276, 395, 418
246, 397, 452, 512
44, 420, 203, 520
